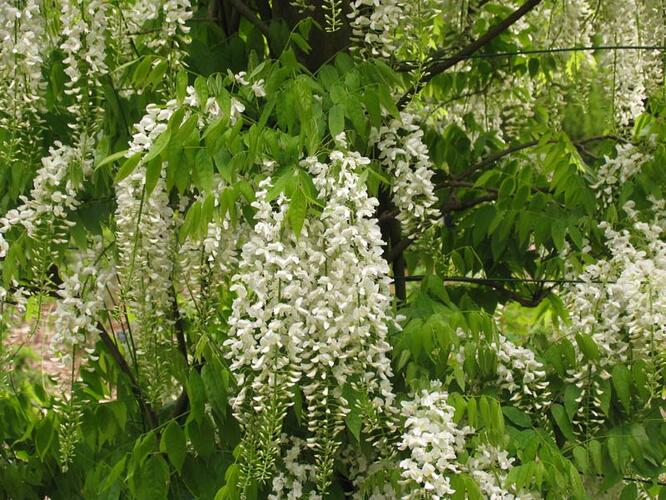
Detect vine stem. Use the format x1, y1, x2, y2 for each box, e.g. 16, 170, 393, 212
96, 322, 158, 428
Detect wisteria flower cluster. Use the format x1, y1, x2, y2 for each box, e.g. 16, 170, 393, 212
398, 380, 472, 497
370, 112, 439, 234
51, 239, 115, 367
565, 200, 666, 367
226, 148, 397, 491
590, 143, 646, 206
0, 1, 664, 498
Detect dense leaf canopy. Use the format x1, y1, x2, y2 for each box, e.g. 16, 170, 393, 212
0, 0, 664, 498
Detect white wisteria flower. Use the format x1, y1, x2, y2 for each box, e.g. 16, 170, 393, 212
370, 111, 439, 234
591, 143, 646, 207
226, 148, 398, 489
0, 140, 89, 240
398, 380, 472, 498
51, 239, 115, 366
564, 200, 666, 367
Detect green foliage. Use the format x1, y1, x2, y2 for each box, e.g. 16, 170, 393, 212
0, 0, 665, 498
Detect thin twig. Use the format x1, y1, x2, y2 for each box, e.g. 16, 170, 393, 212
96, 322, 158, 428
398, 0, 544, 108
456, 134, 623, 180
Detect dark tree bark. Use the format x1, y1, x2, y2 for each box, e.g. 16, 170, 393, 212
271, 0, 353, 70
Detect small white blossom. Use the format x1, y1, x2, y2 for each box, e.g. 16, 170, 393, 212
251, 79, 266, 98
370, 112, 439, 233
227, 149, 397, 485
591, 143, 645, 207
398, 380, 472, 498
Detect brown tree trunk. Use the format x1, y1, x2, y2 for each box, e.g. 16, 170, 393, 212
270, 0, 353, 71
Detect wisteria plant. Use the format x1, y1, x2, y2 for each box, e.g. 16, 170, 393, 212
0, 0, 664, 499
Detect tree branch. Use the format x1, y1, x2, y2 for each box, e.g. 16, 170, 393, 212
226, 0, 271, 40
398, 0, 544, 108
403, 275, 555, 307
170, 283, 188, 361
389, 218, 407, 302
456, 134, 623, 180
97, 322, 159, 428
442, 193, 497, 212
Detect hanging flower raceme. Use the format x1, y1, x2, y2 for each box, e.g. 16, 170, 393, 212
348, 0, 405, 58
50, 239, 115, 472
370, 111, 439, 234
115, 99, 182, 402
465, 444, 532, 500
494, 334, 550, 411
0, 0, 47, 174
268, 435, 319, 499
0, 141, 84, 237
561, 199, 666, 433
0, 140, 92, 284
59, 0, 109, 129
348, 0, 443, 61
123, 0, 192, 75
591, 143, 646, 207
301, 150, 397, 490
225, 180, 312, 487
398, 380, 472, 497
0, 0, 45, 121
565, 200, 666, 366
176, 178, 247, 320
226, 148, 398, 493
597, 1, 651, 127
51, 238, 115, 366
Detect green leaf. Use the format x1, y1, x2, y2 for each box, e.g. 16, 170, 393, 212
115, 153, 142, 183
100, 456, 127, 493
193, 149, 215, 192
288, 188, 307, 237
179, 201, 202, 242
620, 483, 638, 500
186, 415, 215, 458
215, 464, 240, 499
498, 177, 516, 201
144, 157, 162, 197
608, 426, 632, 472
201, 362, 228, 417
502, 406, 531, 428
133, 456, 169, 500
96, 149, 129, 169
176, 70, 188, 103
328, 104, 345, 138
133, 431, 157, 467
35, 416, 55, 460
611, 364, 632, 412
345, 403, 362, 443
378, 84, 399, 118
575, 333, 600, 363
194, 76, 208, 105
564, 384, 582, 422
551, 220, 566, 253
144, 128, 171, 164
160, 421, 187, 474
551, 404, 575, 441
588, 440, 603, 474
187, 370, 206, 423
572, 445, 589, 473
